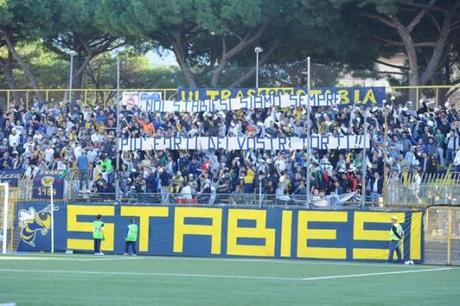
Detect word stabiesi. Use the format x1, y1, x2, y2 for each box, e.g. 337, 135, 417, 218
16, 203, 423, 262
122, 93, 341, 113
120, 135, 369, 151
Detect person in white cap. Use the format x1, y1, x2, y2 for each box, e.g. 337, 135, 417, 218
388, 216, 404, 263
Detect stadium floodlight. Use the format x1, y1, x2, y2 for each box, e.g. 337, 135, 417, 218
254, 47, 263, 89
1, 182, 9, 254
68, 51, 77, 104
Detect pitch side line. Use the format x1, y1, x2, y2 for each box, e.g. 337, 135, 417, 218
0, 254, 441, 269
0, 267, 453, 282
0, 256, 133, 262
300, 267, 454, 281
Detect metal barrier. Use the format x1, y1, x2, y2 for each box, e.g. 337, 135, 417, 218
69, 191, 375, 209
424, 206, 460, 265
388, 85, 460, 109
2, 85, 460, 110
385, 172, 460, 208
0, 88, 179, 109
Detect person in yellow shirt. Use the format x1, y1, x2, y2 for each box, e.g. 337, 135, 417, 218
243, 166, 255, 193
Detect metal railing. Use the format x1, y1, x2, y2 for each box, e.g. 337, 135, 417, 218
385, 171, 460, 208
2, 85, 460, 110
68, 191, 378, 209
0, 88, 179, 110
424, 206, 460, 265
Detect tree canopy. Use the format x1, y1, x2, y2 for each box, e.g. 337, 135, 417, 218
0, 0, 459, 99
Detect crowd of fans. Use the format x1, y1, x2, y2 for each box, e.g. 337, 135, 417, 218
0, 96, 459, 205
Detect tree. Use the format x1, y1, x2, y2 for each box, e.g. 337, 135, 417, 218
227, 0, 384, 88
0, 0, 54, 100
42, 0, 124, 93
97, 0, 289, 88
83, 51, 185, 104
319, 0, 460, 90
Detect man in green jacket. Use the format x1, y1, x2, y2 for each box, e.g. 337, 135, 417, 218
93, 214, 104, 255
388, 216, 404, 263
124, 218, 138, 256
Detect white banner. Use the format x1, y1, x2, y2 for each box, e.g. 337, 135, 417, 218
122, 93, 340, 113
122, 92, 163, 110
120, 135, 368, 151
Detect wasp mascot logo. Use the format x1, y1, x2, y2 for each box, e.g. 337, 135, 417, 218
17, 204, 59, 247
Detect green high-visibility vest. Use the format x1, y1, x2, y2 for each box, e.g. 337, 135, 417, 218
102, 159, 113, 173
390, 223, 403, 241
93, 220, 104, 239
126, 224, 138, 242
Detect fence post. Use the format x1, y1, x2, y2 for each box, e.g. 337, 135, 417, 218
26, 91, 29, 110
6, 90, 10, 110
435, 88, 439, 107
416, 87, 419, 110
447, 208, 452, 265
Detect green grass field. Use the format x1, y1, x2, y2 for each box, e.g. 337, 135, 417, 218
0, 254, 459, 306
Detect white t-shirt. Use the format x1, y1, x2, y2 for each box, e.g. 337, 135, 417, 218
8, 133, 20, 147
44, 148, 55, 163
87, 150, 98, 163
73, 145, 82, 160
454, 150, 460, 165
56, 161, 67, 170
91, 133, 103, 144
181, 185, 193, 199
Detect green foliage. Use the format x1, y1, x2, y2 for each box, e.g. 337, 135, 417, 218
0, 42, 184, 89
0, 0, 459, 90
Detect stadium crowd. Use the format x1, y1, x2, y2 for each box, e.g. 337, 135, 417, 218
0, 96, 459, 204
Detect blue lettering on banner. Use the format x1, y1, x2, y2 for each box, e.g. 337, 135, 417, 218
311, 136, 320, 150
279, 137, 286, 150
173, 101, 180, 112
355, 135, 363, 148
178, 87, 385, 107
237, 137, 246, 150
257, 138, 265, 150
174, 137, 181, 150
119, 136, 370, 151
336, 135, 344, 147
321, 136, 330, 150
208, 137, 216, 150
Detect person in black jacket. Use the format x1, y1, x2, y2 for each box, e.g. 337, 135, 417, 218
369, 172, 383, 203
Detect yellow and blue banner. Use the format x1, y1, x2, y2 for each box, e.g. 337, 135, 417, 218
177, 87, 386, 107
15, 203, 423, 262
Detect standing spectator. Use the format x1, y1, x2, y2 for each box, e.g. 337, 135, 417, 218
159, 167, 171, 204
77, 150, 90, 192
369, 172, 383, 203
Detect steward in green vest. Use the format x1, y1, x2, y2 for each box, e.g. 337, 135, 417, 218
388, 216, 404, 263
93, 214, 105, 255
124, 218, 138, 255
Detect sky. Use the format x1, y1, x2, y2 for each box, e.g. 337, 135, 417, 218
146, 50, 178, 66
